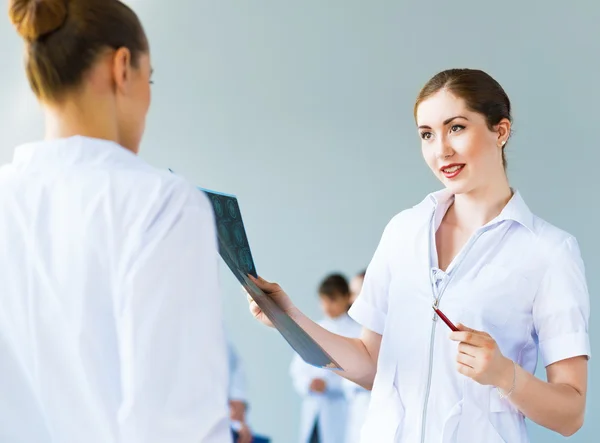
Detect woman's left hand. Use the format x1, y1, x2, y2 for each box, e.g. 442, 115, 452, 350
449, 323, 513, 387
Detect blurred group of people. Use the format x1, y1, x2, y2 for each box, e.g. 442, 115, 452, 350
290, 271, 369, 443
227, 270, 369, 443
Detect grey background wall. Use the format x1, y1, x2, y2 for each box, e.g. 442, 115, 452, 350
1, 0, 597, 441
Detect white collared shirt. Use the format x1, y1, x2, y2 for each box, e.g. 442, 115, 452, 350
349, 189, 591, 443
0, 136, 231, 443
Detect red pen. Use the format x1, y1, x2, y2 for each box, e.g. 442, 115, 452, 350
432, 304, 459, 331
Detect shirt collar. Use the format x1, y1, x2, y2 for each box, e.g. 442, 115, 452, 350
11, 135, 139, 169
427, 188, 534, 233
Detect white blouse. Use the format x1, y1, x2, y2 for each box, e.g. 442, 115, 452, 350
349, 189, 591, 443
0, 136, 231, 443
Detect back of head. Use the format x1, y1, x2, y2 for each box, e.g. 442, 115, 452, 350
414, 69, 512, 169
8, 0, 148, 102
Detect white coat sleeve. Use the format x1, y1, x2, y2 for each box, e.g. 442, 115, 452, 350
533, 236, 591, 367
348, 217, 398, 335
117, 186, 231, 443
227, 338, 247, 403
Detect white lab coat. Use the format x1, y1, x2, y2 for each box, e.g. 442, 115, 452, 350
227, 336, 249, 431
0, 136, 231, 443
290, 313, 358, 443
227, 337, 248, 404
349, 189, 591, 442
342, 386, 371, 443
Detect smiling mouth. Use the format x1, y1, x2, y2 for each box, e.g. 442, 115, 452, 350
441, 164, 464, 173
440, 164, 465, 178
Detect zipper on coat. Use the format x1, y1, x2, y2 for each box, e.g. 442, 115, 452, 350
419, 230, 485, 443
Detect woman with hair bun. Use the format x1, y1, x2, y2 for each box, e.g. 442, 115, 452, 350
249, 69, 591, 443
1, 1, 231, 442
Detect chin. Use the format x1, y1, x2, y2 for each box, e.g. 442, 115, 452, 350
439, 178, 475, 196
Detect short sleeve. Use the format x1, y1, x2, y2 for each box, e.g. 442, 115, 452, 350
349, 218, 396, 335
533, 236, 591, 367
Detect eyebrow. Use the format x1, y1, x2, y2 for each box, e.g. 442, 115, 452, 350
418, 115, 469, 130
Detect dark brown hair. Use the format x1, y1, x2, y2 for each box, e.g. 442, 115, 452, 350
318, 273, 350, 300
414, 69, 512, 169
9, 0, 148, 102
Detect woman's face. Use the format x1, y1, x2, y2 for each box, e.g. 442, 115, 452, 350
114, 50, 152, 154
415, 89, 508, 196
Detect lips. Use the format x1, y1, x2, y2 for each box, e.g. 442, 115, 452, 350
440, 163, 465, 179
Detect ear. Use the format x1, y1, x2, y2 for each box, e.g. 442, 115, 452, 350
111, 47, 133, 94
495, 118, 511, 146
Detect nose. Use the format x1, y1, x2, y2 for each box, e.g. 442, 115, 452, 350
435, 135, 455, 160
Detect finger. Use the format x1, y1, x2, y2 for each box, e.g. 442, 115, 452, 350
247, 294, 259, 310
456, 361, 475, 378
457, 351, 476, 368
456, 322, 476, 331
247, 296, 261, 315
457, 342, 480, 357
457, 323, 492, 340
449, 330, 488, 347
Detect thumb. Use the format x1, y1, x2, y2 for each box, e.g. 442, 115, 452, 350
251, 275, 281, 293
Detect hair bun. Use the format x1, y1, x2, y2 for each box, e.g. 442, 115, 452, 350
9, 0, 68, 42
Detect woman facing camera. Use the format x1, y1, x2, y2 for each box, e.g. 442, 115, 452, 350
248, 68, 590, 443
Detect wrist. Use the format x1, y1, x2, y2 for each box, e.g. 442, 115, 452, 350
496, 357, 516, 392
287, 306, 302, 320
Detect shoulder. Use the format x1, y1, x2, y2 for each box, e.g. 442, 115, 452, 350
379, 193, 435, 239
528, 214, 581, 259
117, 164, 214, 223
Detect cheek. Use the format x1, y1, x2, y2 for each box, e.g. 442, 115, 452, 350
421, 145, 438, 170
138, 82, 151, 111
454, 132, 486, 161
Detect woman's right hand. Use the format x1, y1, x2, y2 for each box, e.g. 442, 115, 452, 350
246, 275, 296, 328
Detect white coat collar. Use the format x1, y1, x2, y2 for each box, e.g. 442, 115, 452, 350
11, 135, 140, 169
426, 188, 535, 233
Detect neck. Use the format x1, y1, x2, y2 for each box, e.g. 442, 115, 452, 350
43, 94, 125, 150
450, 174, 513, 229
329, 312, 347, 320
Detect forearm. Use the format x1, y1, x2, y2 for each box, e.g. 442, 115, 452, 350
498, 360, 585, 436
288, 307, 377, 389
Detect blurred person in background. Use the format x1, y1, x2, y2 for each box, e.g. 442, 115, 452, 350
289, 274, 357, 443
343, 269, 371, 443
227, 337, 254, 443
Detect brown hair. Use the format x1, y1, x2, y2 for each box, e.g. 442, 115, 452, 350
414, 69, 512, 169
8, 0, 148, 102
318, 273, 350, 300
